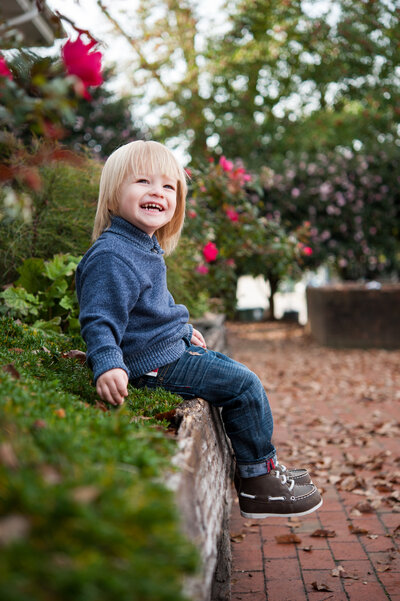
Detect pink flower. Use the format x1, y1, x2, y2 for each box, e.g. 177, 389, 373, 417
185, 167, 192, 177
226, 258, 236, 267
203, 241, 219, 262
219, 155, 233, 172
0, 55, 13, 80
226, 207, 239, 222
62, 35, 103, 99
187, 209, 197, 219
303, 246, 313, 256
196, 264, 209, 275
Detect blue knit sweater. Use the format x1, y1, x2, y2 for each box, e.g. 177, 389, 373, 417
76, 216, 192, 382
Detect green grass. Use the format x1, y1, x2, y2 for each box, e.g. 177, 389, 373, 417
0, 317, 198, 601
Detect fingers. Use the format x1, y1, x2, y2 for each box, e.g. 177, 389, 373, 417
96, 369, 128, 406
191, 328, 207, 348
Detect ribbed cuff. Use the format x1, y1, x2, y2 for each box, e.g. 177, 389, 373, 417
90, 348, 129, 383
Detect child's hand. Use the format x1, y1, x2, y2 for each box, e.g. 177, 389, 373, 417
96, 368, 129, 406
191, 328, 207, 348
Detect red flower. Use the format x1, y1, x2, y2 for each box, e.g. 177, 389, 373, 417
226, 207, 239, 222
185, 167, 192, 178
196, 264, 209, 275
303, 246, 313, 256
62, 35, 103, 99
219, 155, 233, 172
203, 241, 219, 262
0, 55, 13, 80
187, 209, 197, 219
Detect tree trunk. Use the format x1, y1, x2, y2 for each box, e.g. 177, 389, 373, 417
267, 275, 279, 320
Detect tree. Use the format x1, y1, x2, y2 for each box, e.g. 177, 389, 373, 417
99, 0, 400, 164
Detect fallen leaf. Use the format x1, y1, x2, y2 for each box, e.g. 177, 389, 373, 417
1, 363, 21, 379
0, 442, 19, 469
54, 408, 66, 418
311, 528, 336, 538
275, 533, 301, 544
33, 419, 47, 429
243, 521, 259, 528
39, 465, 62, 485
8, 348, 24, 353
301, 545, 313, 552
71, 486, 100, 504
352, 501, 374, 514
0, 515, 30, 545
367, 534, 378, 540
349, 524, 369, 535
61, 350, 86, 364
230, 532, 246, 543
377, 566, 391, 573
311, 581, 333, 592
331, 564, 359, 580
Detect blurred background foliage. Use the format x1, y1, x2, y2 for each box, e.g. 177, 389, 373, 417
1, 0, 399, 319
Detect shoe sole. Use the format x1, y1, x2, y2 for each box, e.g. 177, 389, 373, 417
240, 498, 323, 519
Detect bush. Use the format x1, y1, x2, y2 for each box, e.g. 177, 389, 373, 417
264, 148, 400, 280
184, 157, 311, 317
0, 317, 197, 601
0, 158, 100, 287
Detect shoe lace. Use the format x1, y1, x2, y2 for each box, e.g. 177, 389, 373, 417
274, 469, 295, 492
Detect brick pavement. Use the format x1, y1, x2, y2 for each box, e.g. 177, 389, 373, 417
227, 322, 400, 601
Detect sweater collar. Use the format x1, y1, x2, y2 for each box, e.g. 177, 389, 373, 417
107, 216, 164, 254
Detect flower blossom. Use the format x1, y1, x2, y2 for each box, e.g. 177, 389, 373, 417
203, 241, 219, 262
62, 35, 103, 99
187, 209, 197, 219
232, 167, 252, 185
219, 155, 233, 172
226, 207, 239, 222
0, 54, 13, 80
196, 264, 209, 275
302, 246, 313, 256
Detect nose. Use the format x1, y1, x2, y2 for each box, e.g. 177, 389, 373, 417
150, 180, 164, 197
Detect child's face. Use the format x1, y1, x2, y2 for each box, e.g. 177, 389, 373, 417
118, 173, 177, 237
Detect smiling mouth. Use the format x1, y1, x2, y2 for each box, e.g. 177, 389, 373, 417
141, 203, 164, 212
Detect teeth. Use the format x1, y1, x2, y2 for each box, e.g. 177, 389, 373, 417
142, 203, 163, 211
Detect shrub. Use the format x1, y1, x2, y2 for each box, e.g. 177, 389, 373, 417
264, 148, 400, 280
0, 158, 100, 287
184, 157, 311, 317
0, 317, 197, 601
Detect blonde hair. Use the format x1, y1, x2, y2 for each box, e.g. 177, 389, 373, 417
92, 140, 187, 255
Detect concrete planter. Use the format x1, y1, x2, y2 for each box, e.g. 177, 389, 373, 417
166, 314, 233, 601
306, 283, 400, 348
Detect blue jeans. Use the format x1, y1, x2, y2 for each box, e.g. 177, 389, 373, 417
130, 343, 276, 477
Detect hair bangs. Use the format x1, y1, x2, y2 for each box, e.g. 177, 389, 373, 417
126, 141, 183, 183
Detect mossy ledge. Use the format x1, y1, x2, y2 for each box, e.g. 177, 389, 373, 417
0, 315, 233, 601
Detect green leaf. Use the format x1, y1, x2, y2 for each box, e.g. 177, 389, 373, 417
59, 294, 75, 311
44, 254, 79, 281
0, 286, 40, 316
32, 316, 62, 332
16, 258, 46, 293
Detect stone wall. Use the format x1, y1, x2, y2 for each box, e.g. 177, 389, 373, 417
166, 314, 233, 601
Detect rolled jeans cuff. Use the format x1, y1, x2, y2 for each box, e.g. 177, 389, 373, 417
238, 453, 278, 478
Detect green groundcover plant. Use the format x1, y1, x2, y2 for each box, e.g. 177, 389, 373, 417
0, 317, 198, 601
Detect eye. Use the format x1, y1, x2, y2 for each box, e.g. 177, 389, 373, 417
137, 178, 149, 184
164, 183, 176, 190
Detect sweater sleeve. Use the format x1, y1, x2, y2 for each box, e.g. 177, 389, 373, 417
77, 251, 140, 382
